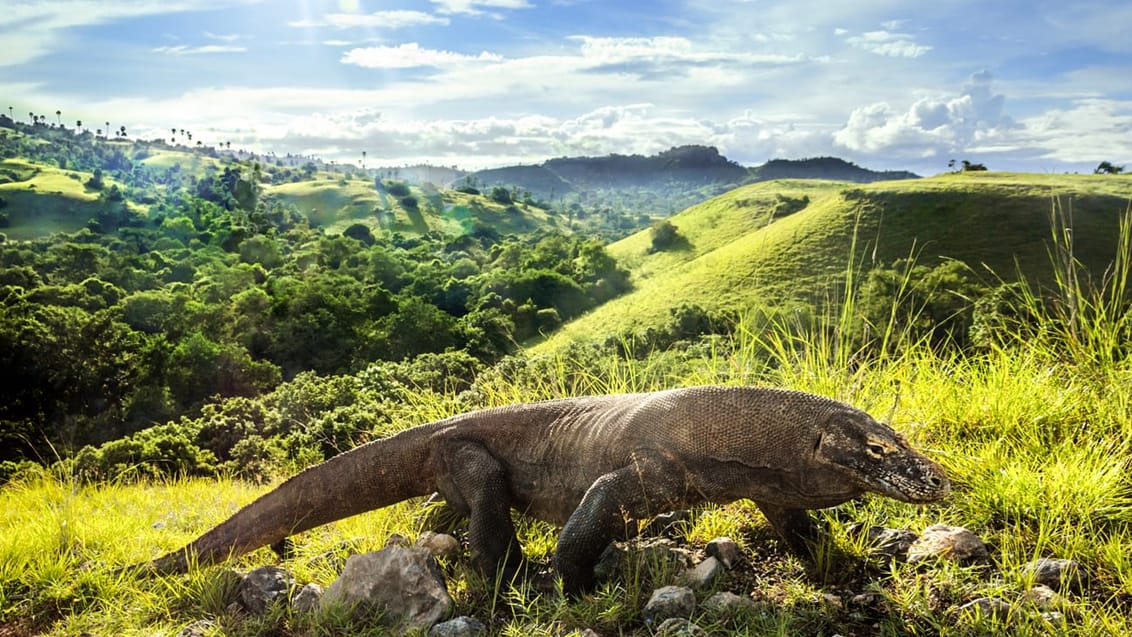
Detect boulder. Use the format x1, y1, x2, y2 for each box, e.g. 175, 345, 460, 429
322, 546, 452, 631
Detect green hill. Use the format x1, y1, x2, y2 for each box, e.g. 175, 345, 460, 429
536, 172, 1132, 350
266, 178, 567, 237
0, 158, 143, 239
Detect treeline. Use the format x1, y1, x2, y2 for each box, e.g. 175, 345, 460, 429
0, 139, 631, 471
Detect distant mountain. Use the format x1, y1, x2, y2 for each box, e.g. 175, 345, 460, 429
454, 148, 917, 203
456, 145, 748, 197
372, 164, 465, 186
748, 157, 919, 183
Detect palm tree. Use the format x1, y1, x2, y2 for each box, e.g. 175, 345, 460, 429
56, 110, 61, 126
6, 106, 11, 120
76, 120, 82, 130
362, 150, 367, 170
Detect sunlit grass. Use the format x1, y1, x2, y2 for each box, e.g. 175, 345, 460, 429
6, 191, 1132, 634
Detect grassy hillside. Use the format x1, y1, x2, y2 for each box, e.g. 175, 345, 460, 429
5, 314, 1132, 635
0, 158, 140, 240
537, 172, 1132, 349
266, 178, 567, 237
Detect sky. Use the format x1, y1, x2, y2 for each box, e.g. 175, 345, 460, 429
2, 0, 1131, 175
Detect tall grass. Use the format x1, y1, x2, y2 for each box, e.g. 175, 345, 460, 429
4, 197, 1132, 634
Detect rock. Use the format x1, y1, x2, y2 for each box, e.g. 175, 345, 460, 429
640, 510, 693, 538
906, 525, 988, 565
322, 546, 453, 631
571, 630, 602, 637
593, 543, 626, 583
955, 597, 1012, 621
704, 537, 742, 569
1022, 558, 1087, 593
385, 533, 411, 548
177, 619, 216, 637
655, 617, 707, 636
416, 532, 461, 559
681, 556, 723, 589
292, 583, 323, 614
1041, 611, 1066, 626
237, 566, 294, 615
637, 538, 695, 570
1021, 584, 1063, 610
821, 593, 844, 611
643, 585, 696, 626
701, 591, 758, 616
428, 615, 486, 637
848, 524, 920, 561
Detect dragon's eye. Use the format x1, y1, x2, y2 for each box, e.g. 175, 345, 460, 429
866, 443, 886, 457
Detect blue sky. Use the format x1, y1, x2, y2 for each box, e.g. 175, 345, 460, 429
3, 0, 1131, 174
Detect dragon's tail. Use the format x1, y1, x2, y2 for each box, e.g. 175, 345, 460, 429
137, 423, 440, 574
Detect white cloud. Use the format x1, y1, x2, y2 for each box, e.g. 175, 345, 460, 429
203, 31, 240, 42
340, 43, 503, 69
843, 30, 931, 58
834, 72, 1017, 157
153, 44, 246, 55
1019, 99, 1132, 164
429, 0, 532, 16
0, 0, 262, 66
290, 10, 450, 30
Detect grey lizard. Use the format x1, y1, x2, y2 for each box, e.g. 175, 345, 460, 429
129, 386, 949, 594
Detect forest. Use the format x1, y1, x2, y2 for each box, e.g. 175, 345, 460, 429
0, 116, 631, 477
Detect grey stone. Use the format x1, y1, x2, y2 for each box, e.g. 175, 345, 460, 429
955, 597, 1012, 621
416, 532, 461, 559
237, 566, 294, 615
643, 585, 696, 626
292, 582, 323, 614
907, 524, 988, 565
176, 619, 217, 637
428, 615, 486, 637
322, 546, 453, 631
655, 617, 707, 636
700, 591, 758, 615
681, 556, 723, 589
593, 543, 626, 583
1023, 558, 1087, 593
704, 537, 742, 569
846, 523, 918, 560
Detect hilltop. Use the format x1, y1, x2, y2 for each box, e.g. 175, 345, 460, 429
537, 171, 1132, 350
0, 119, 570, 241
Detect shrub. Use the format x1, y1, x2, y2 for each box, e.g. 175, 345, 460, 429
649, 220, 687, 252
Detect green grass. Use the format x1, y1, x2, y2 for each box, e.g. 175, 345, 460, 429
5, 173, 1132, 634
0, 159, 137, 239
7, 243, 1132, 634
266, 178, 566, 238
535, 172, 1132, 352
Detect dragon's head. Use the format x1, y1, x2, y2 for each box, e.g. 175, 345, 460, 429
813, 409, 950, 503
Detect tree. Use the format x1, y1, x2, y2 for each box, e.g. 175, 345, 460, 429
961, 160, 987, 172
56, 110, 61, 126
1095, 161, 1125, 175
649, 219, 687, 252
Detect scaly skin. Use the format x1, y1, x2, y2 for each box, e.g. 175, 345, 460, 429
131, 386, 950, 594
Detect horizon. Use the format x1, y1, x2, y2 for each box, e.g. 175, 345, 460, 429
3, 1, 1131, 176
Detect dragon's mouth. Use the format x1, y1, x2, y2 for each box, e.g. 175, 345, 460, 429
871, 470, 951, 503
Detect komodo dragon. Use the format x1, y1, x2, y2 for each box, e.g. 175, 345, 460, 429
130, 386, 949, 594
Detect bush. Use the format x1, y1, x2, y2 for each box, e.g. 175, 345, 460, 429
649, 220, 687, 252
384, 181, 411, 197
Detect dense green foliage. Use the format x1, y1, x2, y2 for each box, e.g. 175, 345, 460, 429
0, 119, 631, 469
